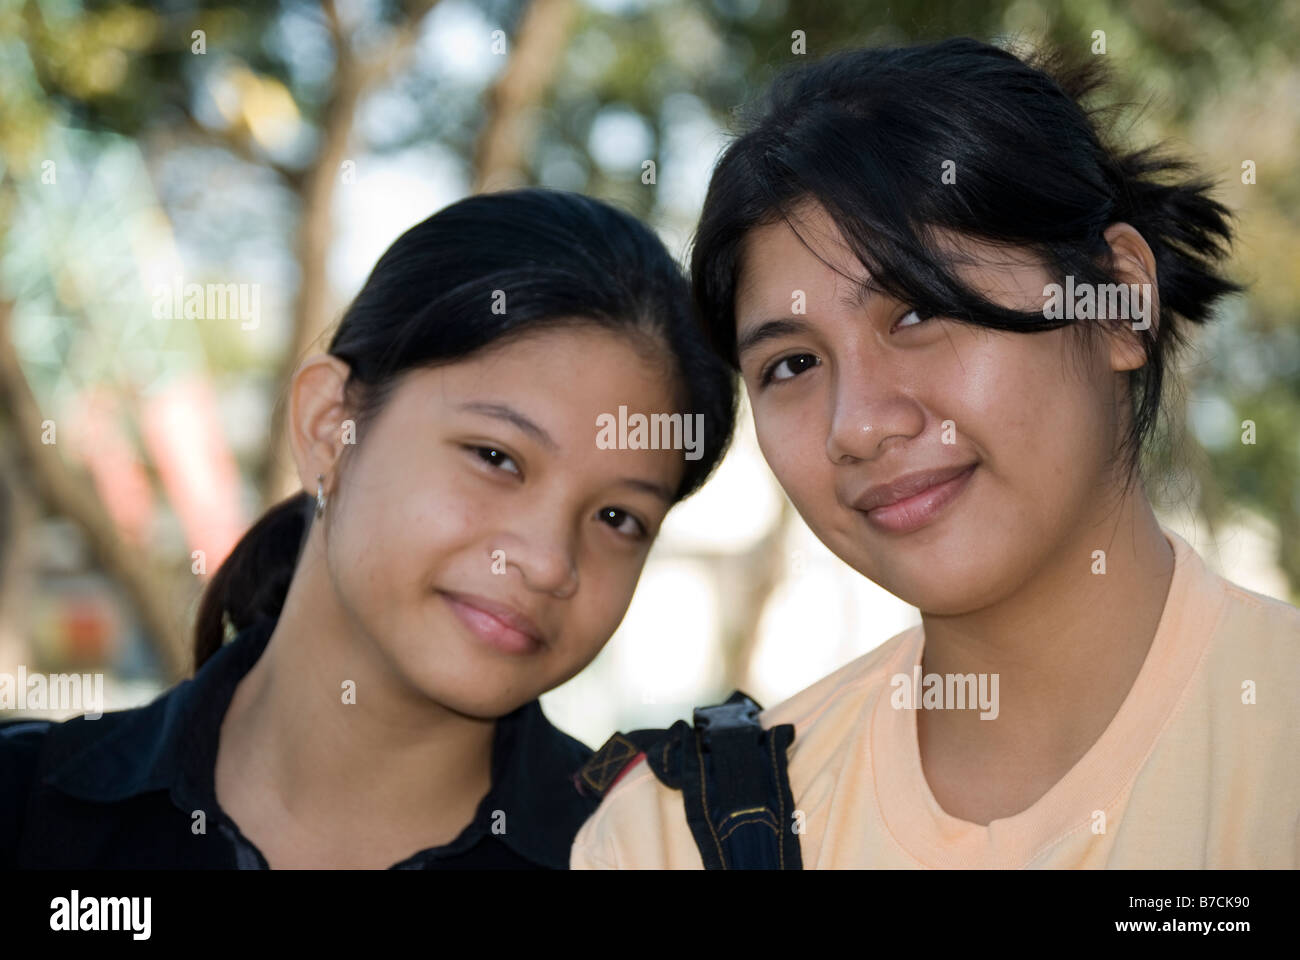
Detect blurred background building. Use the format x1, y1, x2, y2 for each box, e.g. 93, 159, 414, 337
0, 0, 1296, 745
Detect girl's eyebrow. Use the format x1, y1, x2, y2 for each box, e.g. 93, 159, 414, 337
617, 477, 674, 504
456, 401, 559, 452
738, 280, 887, 358
736, 317, 812, 358
842, 277, 886, 308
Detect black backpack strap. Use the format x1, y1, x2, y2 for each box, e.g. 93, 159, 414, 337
574, 690, 801, 869
573, 728, 673, 798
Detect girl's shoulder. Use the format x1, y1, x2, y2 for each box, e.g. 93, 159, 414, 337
1206, 575, 1300, 675
1, 716, 51, 801
1219, 577, 1300, 631
0, 717, 50, 867
1, 680, 198, 859
0, 701, 146, 868
1, 690, 173, 791
1169, 526, 1300, 650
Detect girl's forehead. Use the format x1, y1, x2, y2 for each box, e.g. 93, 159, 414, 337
738, 213, 1050, 298
737, 215, 854, 289
395, 330, 681, 407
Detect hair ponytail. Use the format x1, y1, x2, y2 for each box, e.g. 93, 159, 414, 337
1039, 47, 1243, 333
1104, 146, 1241, 328
1099, 145, 1244, 481
193, 491, 313, 669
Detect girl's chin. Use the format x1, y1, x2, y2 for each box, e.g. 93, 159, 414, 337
858, 556, 997, 614
412, 679, 535, 721
385, 648, 539, 718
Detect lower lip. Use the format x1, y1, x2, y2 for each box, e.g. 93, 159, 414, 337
862, 465, 977, 534
441, 594, 542, 656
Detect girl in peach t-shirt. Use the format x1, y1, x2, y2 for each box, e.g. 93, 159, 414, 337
572, 38, 1300, 869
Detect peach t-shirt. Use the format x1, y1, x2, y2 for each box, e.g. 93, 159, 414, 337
571, 527, 1300, 868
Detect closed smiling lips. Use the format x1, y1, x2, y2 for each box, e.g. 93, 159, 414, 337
440, 590, 547, 655
850, 462, 978, 534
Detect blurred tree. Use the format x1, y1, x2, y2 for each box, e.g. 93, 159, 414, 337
0, 0, 1295, 690
0, 0, 572, 675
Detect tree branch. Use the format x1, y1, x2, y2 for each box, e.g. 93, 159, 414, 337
473, 0, 577, 193
258, 0, 440, 507
173, 105, 304, 189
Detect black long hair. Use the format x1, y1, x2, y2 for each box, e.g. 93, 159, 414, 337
195, 189, 738, 668
691, 37, 1241, 489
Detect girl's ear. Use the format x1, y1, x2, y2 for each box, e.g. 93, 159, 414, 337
1102, 222, 1160, 373
288, 354, 354, 496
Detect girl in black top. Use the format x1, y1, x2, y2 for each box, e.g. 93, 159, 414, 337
1, 189, 736, 869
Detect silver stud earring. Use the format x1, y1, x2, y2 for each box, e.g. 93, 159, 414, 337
315, 473, 327, 518
221, 608, 237, 645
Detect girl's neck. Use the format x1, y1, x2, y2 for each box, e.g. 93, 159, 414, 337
214, 540, 495, 866
916, 480, 1175, 777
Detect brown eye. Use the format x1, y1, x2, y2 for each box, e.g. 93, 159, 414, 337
894, 308, 936, 331
762, 353, 819, 386
598, 507, 648, 539
468, 445, 521, 476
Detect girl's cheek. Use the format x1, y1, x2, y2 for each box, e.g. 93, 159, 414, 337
756, 414, 815, 485
582, 565, 640, 653
952, 346, 1042, 443
762, 446, 808, 505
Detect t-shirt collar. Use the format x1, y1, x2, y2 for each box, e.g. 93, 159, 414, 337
43, 615, 595, 869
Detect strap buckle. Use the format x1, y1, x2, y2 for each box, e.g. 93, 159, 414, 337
693, 692, 762, 748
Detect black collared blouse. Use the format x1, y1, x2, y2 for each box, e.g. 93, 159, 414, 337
0, 616, 601, 869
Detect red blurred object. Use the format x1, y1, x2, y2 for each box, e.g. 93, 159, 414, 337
67, 386, 156, 547
140, 374, 246, 577
60, 594, 114, 664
